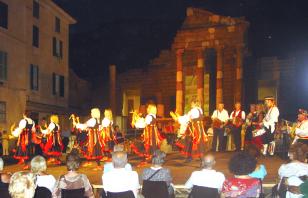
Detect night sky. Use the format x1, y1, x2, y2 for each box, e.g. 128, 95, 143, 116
53, 0, 308, 81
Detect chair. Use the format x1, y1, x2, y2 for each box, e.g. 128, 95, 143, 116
0, 186, 10, 198
102, 190, 135, 198
188, 185, 219, 198
61, 188, 86, 198
142, 180, 169, 198
34, 186, 52, 198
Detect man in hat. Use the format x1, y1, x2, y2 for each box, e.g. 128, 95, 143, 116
254, 96, 279, 156
293, 109, 308, 145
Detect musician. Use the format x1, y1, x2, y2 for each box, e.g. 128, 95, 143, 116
142, 104, 161, 157
211, 103, 229, 152
245, 104, 258, 144
12, 111, 36, 167
101, 109, 114, 152
75, 108, 104, 169
254, 96, 279, 156
41, 115, 63, 165
230, 102, 246, 151
293, 109, 308, 145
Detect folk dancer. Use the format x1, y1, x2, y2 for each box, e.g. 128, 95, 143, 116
245, 104, 258, 145
100, 109, 115, 153
229, 102, 246, 151
74, 108, 104, 169
41, 115, 63, 165
254, 96, 279, 156
211, 103, 229, 152
12, 111, 36, 167
291, 109, 308, 145
177, 100, 208, 162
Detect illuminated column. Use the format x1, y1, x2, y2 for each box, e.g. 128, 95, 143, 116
216, 46, 223, 105
235, 44, 243, 102
196, 48, 204, 109
176, 49, 184, 115
109, 64, 116, 114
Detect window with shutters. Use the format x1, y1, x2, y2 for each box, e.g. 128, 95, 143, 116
0, 1, 8, 29
52, 37, 63, 58
33, 0, 39, 19
33, 26, 39, 47
52, 73, 64, 97
30, 64, 39, 90
0, 51, 7, 81
0, 101, 6, 122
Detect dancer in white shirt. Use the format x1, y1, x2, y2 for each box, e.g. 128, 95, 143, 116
229, 102, 246, 151
292, 109, 308, 145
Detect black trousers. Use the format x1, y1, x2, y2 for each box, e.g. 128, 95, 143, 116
232, 126, 242, 151
212, 128, 225, 151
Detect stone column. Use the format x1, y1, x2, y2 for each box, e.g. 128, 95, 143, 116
235, 44, 243, 102
109, 64, 116, 114
176, 49, 184, 115
196, 48, 204, 109
216, 46, 223, 105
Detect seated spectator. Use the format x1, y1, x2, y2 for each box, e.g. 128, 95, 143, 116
185, 154, 225, 192
52, 151, 94, 198
30, 155, 56, 193
103, 144, 132, 173
245, 144, 267, 180
142, 150, 174, 197
221, 152, 261, 198
0, 157, 11, 186
9, 171, 36, 198
102, 151, 139, 197
277, 142, 308, 198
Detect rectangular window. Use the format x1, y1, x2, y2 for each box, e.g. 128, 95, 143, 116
33, 0, 39, 19
33, 26, 39, 47
55, 17, 60, 33
52, 73, 64, 97
52, 37, 63, 58
0, 101, 6, 122
0, 1, 8, 29
0, 51, 7, 81
30, 64, 39, 90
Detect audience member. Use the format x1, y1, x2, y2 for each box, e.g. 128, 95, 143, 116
245, 144, 267, 180
103, 144, 132, 173
221, 152, 261, 198
102, 151, 139, 197
0, 157, 11, 186
52, 151, 94, 198
185, 153, 225, 192
142, 150, 174, 196
9, 171, 36, 198
30, 155, 56, 193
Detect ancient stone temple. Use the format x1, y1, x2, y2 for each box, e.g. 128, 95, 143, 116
118, 7, 249, 118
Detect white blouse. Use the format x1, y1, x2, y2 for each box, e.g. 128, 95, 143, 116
36, 174, 56, 193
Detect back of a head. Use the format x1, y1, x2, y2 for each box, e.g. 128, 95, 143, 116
229, 152, 257, 176
30, 155, 47, 174
112, 151, 127, 169
0, 157, 3, 171
66, 151, 81, 171
201, 154, 215, 169
152, 150, 166, 165
289, 142, 308, 162
245, 144, 261, 159
9, 171, 36, 198
113, 144, 124, 152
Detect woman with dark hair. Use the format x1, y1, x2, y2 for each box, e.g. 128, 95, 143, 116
221, 152, 261, 198
141, 150, 174, 197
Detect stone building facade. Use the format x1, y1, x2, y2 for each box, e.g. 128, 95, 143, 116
118, 8, 249, 118
0, 0, 75, 131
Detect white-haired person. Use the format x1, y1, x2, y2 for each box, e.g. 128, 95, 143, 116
74, 108, 104, 169
100, 109, 115, 153
0, 157, 11, 195
30, 155, 56, 193
9, 171, 36, 198
103, 151, 140, 197
103, 144, 132, 173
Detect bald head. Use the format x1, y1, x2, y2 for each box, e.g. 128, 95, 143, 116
201, 154, 216, 169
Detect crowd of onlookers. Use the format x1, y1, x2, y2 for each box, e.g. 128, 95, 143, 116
0, 143, 308, 198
